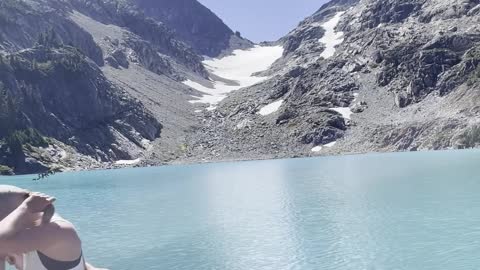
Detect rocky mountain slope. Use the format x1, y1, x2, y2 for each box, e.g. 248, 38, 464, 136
1, 0, 479, 175
131, 0, 251, 57
0, 0, 249, 175
186, 0, 480, 162
0, 40, 161, 174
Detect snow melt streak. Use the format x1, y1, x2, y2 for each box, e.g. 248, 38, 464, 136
310, 13, 347, 153
319, 12, 345, 59
184, 45, 284, 110
115, 158, 141, 165
311, 141, 337, 152
258, 100, 284, 116
330, 107, 353, 120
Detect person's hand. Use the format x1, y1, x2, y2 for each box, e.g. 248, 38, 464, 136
6, 254, 23, 270
22, 192, 56, 213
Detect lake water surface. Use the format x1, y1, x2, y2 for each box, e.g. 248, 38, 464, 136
2, 150, 480, 270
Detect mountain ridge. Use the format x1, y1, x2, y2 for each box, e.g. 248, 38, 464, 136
1, 0, 480, 175
184, 0, 480, 162
1, 0, 242, 174
132, 0, 251, 57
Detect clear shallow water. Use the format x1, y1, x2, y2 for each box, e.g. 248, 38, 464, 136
2, 150, 480, 270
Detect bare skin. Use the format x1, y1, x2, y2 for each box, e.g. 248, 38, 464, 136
0, 191, 107, 270
4, 254, 23, 270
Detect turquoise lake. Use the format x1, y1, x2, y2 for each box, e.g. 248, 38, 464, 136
1, 150, 480, 270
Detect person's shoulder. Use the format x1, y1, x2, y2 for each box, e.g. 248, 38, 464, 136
38, 218, 83, 260
47, 218, 82, 246
51, 217, 75, 229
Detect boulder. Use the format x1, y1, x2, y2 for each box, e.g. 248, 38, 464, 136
111, 49, 130, 68
105, 55, 120, 68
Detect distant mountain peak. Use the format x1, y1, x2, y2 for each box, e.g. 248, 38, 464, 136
132, 0, 251, 57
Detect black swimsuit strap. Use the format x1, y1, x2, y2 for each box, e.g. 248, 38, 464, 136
37, 251, 83, 270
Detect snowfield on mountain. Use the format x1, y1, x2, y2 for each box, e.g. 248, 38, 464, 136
184, 45, 284, 110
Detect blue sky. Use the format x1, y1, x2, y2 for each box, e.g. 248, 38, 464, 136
198, 0, 330, 43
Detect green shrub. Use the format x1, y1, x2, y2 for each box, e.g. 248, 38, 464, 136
0, 84, 17, 138
0, 164, 13, 175
3, 128, 47, 156
6, 129, 48, 148
464, 46, 480, 60
474, 66, 480, 79
36, 28, 63, 48
460, 125, 480, 148
179, 143, 188, 152
467, 66, 480, 86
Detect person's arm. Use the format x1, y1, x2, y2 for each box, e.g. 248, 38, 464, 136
0, 193, 65, 255
0, 192, 55, 240
0, 221, 78, 255
0, 204, 35, 241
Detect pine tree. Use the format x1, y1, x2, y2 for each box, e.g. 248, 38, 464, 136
37, 28, 62, 48
37, 32, 46, 46
32, 59, 38, 70
0, 80, 20, 138
0, 85, 12, 137
8, 54, 15, 66
47, 28, 62, 48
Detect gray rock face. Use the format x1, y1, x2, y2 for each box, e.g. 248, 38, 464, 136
3, 0, 480, 173
68, 0, 208, 77
123, 36, 178, 78
283, 23, 325, 56
0, 45, 161, 173
0, 0, 104, 66
186, 0, 480, 161
133, 0, 227, 57
1, 0, 238, 174
108, 49, 129, 69
132, 0, 244, 57
359, 1, 423, 28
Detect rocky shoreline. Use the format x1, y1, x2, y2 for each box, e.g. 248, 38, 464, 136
4, 145, 479, 177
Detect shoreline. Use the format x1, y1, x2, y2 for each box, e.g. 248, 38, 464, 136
2, 147, 478, 177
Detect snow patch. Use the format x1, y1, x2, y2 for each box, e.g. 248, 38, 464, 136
324, 141, 337, 148
141, 139, 153, 151
258, 100, 284, 116
184, 45, 284, 110
330, 92, 357, 119
319, 12, 345, 59
311, 141, 337, 152
236, 119, 253, 130
141, 139, 150, 146
330, 107, 353, 120
115, 158, 141, 165
58, 149, 68, 159
183, 79, 227, 108
352, 92, 359, 103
